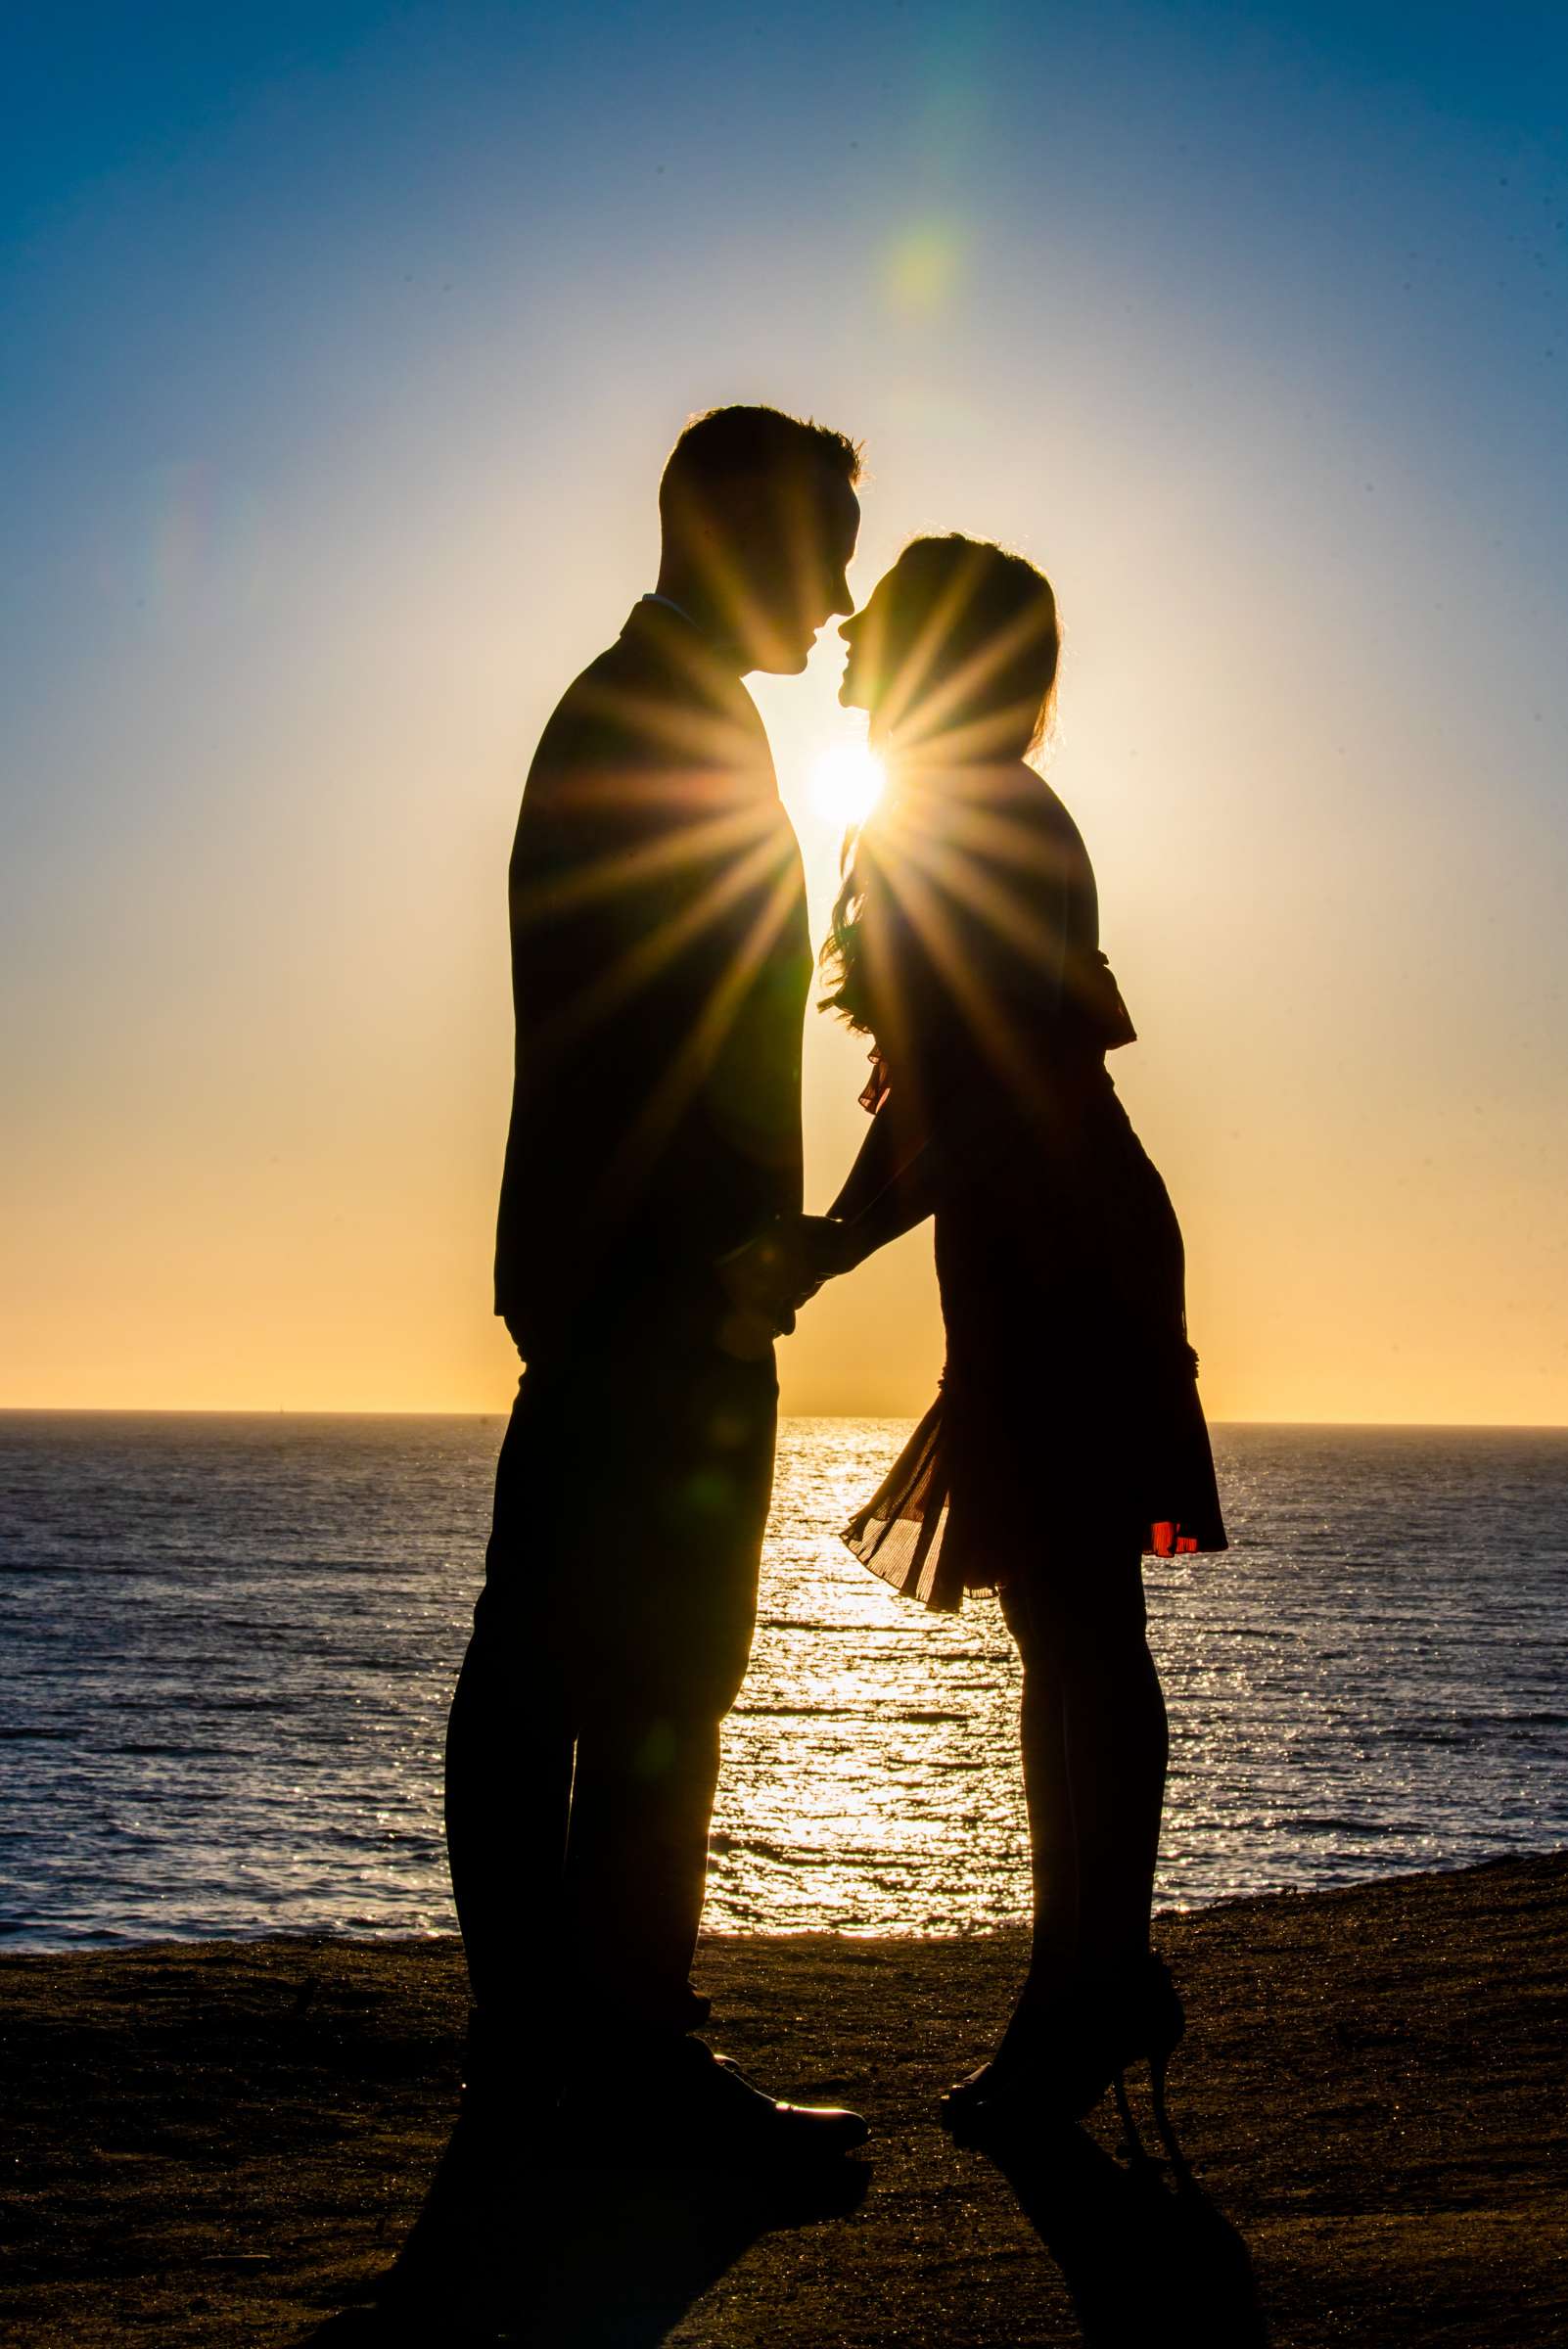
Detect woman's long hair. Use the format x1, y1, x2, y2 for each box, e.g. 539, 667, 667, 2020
821, 536, 1061, 1035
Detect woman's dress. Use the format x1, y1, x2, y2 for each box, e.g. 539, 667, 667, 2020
838, 760, 1227, 1611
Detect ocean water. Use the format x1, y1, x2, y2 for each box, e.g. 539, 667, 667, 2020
1, 1413, 1564, 1950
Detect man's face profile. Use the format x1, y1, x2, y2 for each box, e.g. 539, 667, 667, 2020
722, 465, 860, 675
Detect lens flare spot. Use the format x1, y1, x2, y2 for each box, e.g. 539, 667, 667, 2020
886, 223, 964, 315
810, 743, 886, 829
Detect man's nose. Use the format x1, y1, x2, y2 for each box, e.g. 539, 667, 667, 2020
827, 572, 855, 621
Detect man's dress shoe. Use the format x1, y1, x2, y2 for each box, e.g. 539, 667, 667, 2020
561, 2035, 869, 2162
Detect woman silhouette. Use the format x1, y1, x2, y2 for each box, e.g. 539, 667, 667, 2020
806, 535, 1227, 2127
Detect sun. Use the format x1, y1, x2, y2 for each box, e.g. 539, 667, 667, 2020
809, 742, 886, 829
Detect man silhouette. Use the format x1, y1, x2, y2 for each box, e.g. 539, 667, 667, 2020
445, 406, 866, 2154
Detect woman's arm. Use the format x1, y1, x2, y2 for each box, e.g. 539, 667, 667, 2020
836, 1124, 941, 1267
811, 1063, 979, 1280
796, 1089, 939, 1292
813, 1037, 1062, 1285
826, 1088, 900, 1221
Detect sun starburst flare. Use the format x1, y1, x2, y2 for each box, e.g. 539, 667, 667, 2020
810, 741, 886, 829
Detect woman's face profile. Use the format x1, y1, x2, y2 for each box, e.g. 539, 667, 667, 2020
837, 539, 1050, 762
837, 563, 924, 728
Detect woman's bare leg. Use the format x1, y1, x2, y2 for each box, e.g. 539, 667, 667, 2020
1004, 1543, 1167, 1978
1013, 1651, 1080, 1991
1058, 1613, 1168, 1969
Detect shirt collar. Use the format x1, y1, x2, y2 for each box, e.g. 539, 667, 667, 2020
640, 591, 704, 634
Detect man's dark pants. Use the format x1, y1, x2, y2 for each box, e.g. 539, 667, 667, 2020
444, 1291, 777, 2049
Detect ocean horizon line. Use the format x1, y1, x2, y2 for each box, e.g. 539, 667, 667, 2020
3, 1405, 1567, 1435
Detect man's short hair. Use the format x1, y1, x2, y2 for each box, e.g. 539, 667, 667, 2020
660, 405, 861, 528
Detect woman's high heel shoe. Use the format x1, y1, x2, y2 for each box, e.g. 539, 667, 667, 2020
939, 1975, 1064, 2124
943, 1952, 1184, 2133
1045, 1949, 1185, 2125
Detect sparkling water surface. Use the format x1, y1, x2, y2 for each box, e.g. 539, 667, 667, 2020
1, 1414, 1564, 1948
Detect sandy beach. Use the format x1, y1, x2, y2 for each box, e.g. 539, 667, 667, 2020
3, 1853, 1563, 2346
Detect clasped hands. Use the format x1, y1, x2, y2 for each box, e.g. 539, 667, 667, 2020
719, 1214, 857, 1341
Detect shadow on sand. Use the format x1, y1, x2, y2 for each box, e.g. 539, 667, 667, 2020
968, 2093, 1268, 2348
297, 2119, 870, 2348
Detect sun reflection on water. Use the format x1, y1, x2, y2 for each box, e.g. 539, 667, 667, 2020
717, 1417, 1031, 1933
